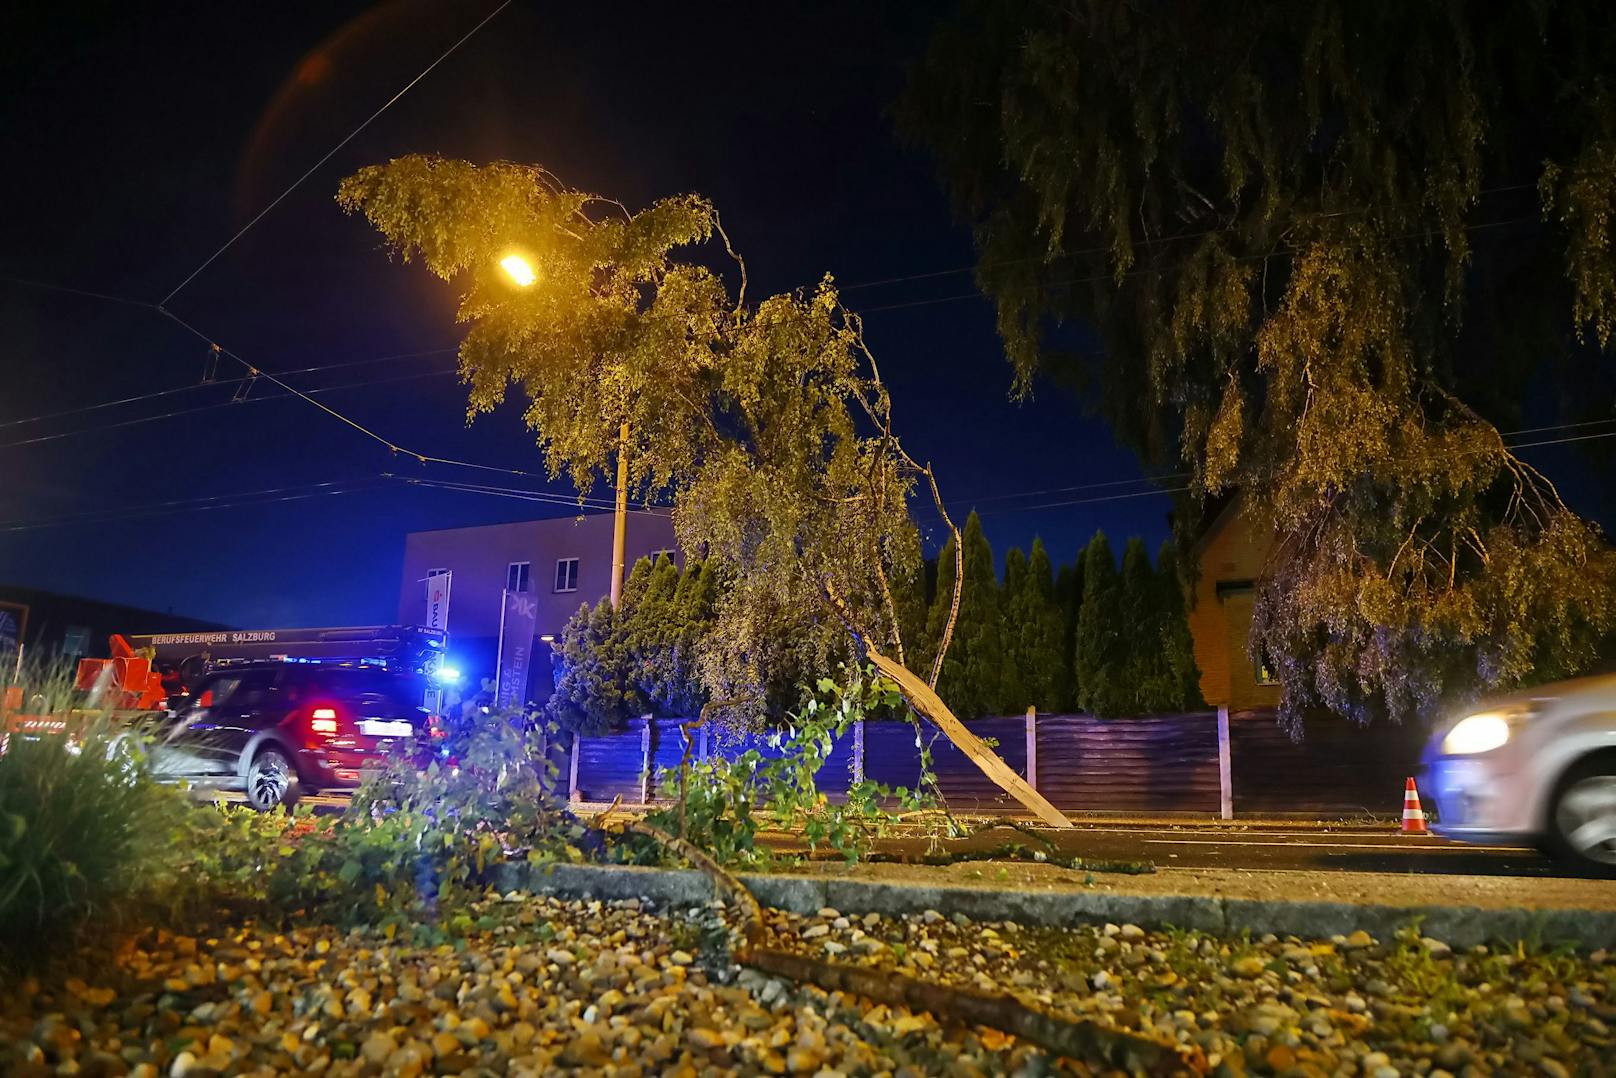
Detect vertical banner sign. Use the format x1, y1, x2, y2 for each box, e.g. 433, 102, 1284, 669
494, 590, 539, 709
424, 572, 452, 632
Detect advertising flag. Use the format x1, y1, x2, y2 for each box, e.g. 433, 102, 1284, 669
494, 589, 539, 709
424, 572, 452, 632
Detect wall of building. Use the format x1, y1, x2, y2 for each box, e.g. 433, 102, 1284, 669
0, 585, 227, 666
396, 511, 678, 697
1187, 502, 1282, 710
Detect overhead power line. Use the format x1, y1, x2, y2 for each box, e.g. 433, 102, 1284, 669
0, 478, 395, 534
0, 346, 456, 431
159, 0, 514, 306
0, 366, 457, 450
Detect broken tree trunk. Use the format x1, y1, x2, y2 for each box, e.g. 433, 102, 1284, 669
862, 650, 1073, 829
820, 581, 1074, 829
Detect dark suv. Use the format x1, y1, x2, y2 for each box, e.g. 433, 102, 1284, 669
147, 662, 434, 809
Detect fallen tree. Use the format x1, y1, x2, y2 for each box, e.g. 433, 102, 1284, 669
339, 157, 1073, 825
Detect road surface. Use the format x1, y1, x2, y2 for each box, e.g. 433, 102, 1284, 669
911, 821, 1576, 878
219, 788, 1594, 879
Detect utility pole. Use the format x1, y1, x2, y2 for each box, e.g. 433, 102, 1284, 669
609, 421, 630, 607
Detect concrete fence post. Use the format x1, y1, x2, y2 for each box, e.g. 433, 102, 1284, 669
698, 721, 709, 763
1217, 705, 1233, 820
568, 732, 580, 802
1025, 706, 1038, 790
639, 716, 653, 804
852, 719, 865, 784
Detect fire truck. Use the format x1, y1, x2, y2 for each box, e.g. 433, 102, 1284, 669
1, 625, 449, 752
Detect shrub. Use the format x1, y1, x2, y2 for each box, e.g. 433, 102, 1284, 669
187, 710, 594, 938
0, 664, 197, 965
641, 667, 931, 865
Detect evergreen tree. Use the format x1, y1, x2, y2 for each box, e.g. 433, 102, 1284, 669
1074, 531, 1126, 716
1006, 537, 1064, 712
922, 532, 959, 683
1156, 540, 1204, 710
890, 527, 931, 672
627, 553, 681, 710
546, 598, 633, 735
933, 511, 1010, 719
1053, 557, 1083, 711
1001, 546, 1030, 709
1118, 538, 1159, 713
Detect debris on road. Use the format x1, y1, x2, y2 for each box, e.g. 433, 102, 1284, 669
2, 892, 1613, 1076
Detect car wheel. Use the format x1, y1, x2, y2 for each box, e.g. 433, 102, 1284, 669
245, 747, 301, 812
1548, 757, 1616, 875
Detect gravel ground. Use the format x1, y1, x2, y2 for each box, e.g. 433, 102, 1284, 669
2, 892, 1613, 1077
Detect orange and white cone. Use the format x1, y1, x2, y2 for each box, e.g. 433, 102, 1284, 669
1401, 776, 1428, 834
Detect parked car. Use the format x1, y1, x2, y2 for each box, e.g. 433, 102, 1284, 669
143, 662, 435, 809
1422, 672, 1616, 872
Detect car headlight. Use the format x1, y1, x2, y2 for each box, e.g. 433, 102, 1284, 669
1441, 709, 1524, 755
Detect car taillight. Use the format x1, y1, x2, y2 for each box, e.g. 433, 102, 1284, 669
310, 707, 339, 735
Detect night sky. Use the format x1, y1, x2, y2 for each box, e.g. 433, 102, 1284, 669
6, 2, 1598, 630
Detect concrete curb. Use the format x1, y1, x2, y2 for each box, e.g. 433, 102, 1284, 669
494, 862, 1616, 950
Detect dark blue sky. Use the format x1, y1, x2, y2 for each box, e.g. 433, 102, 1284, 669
0, 1, 1171, 627
7, 2, 1602, 629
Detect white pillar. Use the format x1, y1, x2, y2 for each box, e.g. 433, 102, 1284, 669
1217, 706, 1233, 820
1025, 706, 1038, 790
639, 716, 653, 804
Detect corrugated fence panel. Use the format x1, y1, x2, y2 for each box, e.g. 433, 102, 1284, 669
863, 721, 926, 792
1229, 710, 1424, 815
926, 717, 1030, 812
1034, 713, 1221, 813
566, 708, 1424, 815
572, 717, 650, 802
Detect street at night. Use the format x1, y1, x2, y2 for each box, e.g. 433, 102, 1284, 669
6, 3, 1616, 1075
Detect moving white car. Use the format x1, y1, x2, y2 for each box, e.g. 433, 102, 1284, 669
1423, 672, 1616, 872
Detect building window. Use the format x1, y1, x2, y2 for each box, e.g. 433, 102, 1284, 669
649, 548, 676, 564
506, 561, 531, 593
61, 625, 91, 658
554, 557, 579, 593
1255, 651, 1279, 686
427, 567, 450, 578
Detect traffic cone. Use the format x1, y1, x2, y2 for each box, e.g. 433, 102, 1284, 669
1401, 776, 1428, 834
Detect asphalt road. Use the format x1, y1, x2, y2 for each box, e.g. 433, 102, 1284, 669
953, 822, 1577, 878
233, 788, 1594, 880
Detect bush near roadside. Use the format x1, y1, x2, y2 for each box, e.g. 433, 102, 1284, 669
0, 663, 198, 966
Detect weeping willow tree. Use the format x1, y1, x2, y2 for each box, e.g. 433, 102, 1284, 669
904, 0, 1616, 731
338, 157, 1070, 825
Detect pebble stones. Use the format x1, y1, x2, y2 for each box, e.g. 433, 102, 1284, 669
1, 897, 1609, 1077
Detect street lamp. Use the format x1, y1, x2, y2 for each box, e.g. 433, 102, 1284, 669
500, 253, 536, 287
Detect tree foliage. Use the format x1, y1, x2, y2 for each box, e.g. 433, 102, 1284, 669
548, 555, 724, 733
340, 157, 958, 728
932, 512, 1008, 720
1073, 532, 1126, 717
905, 1, 1616, 729
1005, 537, 1065, 712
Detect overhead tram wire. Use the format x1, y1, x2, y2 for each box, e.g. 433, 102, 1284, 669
6, 425, 1613, 536
157, 0, 514, 308
0, 478, 396, 534
0, 346, 457, 431
0, 366, 459, 450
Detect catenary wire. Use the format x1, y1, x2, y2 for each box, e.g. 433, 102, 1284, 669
0, 367, 457, 450
158, 1, 513, 306
0, 347, 457, 430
